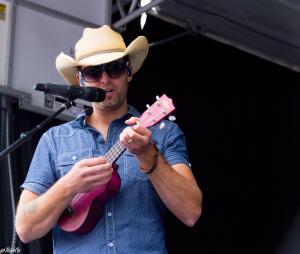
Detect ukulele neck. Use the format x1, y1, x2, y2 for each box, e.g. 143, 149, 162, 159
104, 141, 126, 164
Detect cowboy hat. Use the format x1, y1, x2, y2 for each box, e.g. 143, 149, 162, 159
55, 25, 149, 85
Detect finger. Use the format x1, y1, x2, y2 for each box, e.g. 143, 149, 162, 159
128, 127, 150, 145
84, 171, 113, 191
88, 175, 112, 191
85, 167, 113, 182
126, 127, 135, 139
120, 128, 134, 144
119, 131, 126, 143
79, 156, 107, 167
83, 166, 113, 182
125, 116, 140, 125
85, 163, 113, 175
125, 125, 145, 139
132, 123, 151, 136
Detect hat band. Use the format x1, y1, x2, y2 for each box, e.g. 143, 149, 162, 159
77, 49, 125, 61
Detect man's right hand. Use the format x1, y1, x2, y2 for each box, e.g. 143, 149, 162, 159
62, 156, 113, 194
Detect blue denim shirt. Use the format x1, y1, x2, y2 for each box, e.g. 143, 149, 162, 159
21, 105, 190, 254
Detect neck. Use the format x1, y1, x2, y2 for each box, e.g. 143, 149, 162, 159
86, 102, 128, 139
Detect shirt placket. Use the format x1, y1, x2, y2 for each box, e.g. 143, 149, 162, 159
105, 200, 116, 254
105, 122, 117, 254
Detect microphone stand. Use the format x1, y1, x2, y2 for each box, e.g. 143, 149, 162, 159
0, 100, 73, 161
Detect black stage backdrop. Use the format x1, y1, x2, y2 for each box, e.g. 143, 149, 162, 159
1, 15, 300, 254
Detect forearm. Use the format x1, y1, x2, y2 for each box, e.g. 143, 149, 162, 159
151, 159, 202, 226
138, 149, 202, 226
16, 177, 75, 243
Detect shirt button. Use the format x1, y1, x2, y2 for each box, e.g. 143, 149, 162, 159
72, 156, 77, 160
108, 242, 114, 247
107, 212, 112, 217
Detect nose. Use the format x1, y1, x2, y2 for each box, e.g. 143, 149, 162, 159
99, 71, 110, 83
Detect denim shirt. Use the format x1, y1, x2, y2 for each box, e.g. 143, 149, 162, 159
21, 105, 190, 254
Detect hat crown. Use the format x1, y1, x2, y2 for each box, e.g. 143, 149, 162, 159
75, 25, 126, 61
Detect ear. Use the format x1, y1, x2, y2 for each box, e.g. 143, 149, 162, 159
76, 72, 85, 86
127, 68, 133, 82
128, 74, 133, 82
127, 67, 132, 77
127, 64, 133, 82
75, 73, 80, 85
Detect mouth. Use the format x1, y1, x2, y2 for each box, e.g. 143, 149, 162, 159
105, 89, 113, 94
104, 89, 114, 97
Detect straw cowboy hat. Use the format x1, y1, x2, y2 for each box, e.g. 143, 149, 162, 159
55, 25, 149, 85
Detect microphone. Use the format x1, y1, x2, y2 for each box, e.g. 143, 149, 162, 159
34, 83, 106, 102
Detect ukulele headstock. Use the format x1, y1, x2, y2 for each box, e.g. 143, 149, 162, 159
139, 94, 175, 128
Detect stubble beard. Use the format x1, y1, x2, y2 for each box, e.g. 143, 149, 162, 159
94, 93, 127, 113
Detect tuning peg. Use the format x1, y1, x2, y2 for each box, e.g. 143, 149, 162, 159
159, 122, 166, 130
168, 115, 176, 122
146, 104, 152, 114
156, 95, 161, 106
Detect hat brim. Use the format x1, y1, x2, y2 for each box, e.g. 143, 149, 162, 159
56, 36, 149, 85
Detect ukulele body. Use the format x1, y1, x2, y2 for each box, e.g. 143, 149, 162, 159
58, 167, 121, 234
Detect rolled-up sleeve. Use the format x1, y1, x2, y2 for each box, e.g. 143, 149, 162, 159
20, 132, 57, 195
161, 123, 190, 167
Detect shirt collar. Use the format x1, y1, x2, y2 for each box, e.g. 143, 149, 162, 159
71, 105, 141, 129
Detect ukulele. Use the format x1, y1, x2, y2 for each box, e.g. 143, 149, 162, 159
58, 94, 175, 234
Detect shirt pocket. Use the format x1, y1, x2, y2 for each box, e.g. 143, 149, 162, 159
123, 151, 148, 181
57, 149, 92, 176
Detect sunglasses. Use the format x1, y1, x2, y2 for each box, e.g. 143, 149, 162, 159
81, 59, 129, 83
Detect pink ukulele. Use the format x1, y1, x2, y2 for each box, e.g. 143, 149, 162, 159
58, 94, 175, 234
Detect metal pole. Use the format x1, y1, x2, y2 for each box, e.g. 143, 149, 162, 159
128, 0, 139, 14
149, 29, 196, 48
113, 0, 166, 29
4, 0, 16, 87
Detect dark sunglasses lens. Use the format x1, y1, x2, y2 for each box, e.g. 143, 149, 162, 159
106, 61, 128, 78
82, 66, 103, 82
81, 60, 128, 82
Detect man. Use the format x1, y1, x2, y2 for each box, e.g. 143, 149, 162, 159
16, 25, 202, 253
